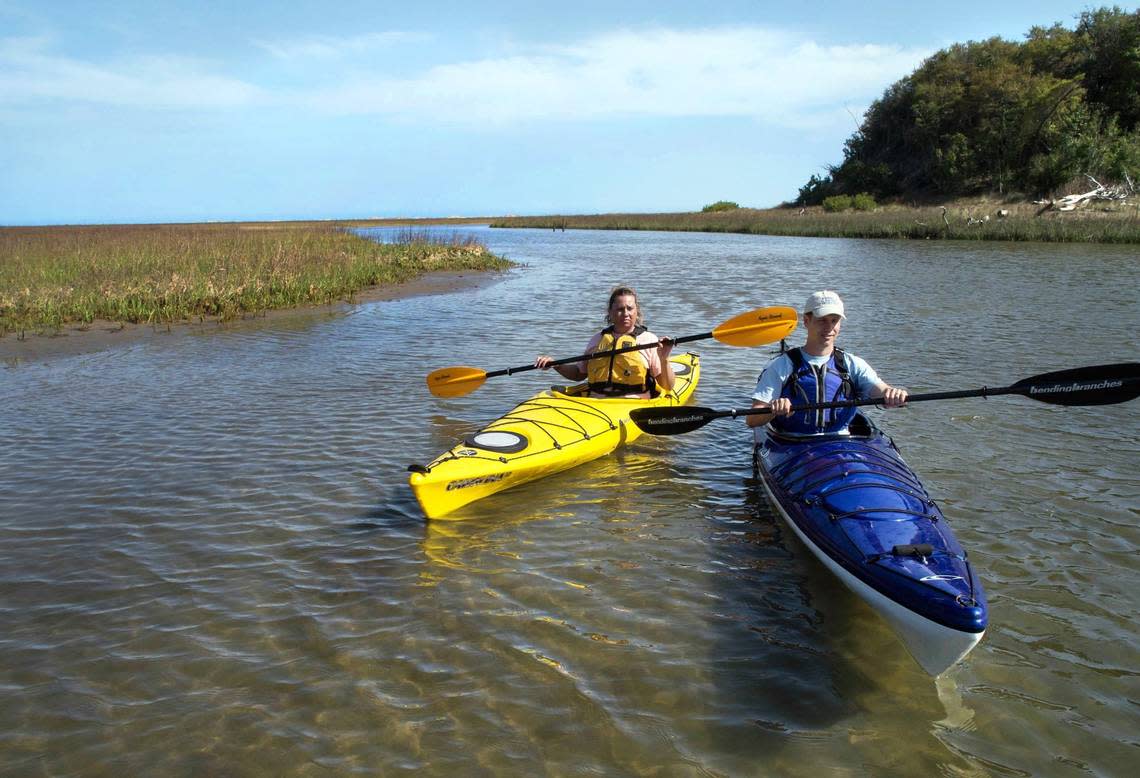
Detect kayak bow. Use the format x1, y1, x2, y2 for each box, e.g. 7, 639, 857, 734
409, 352, 700, 518
754, 413, 987, 675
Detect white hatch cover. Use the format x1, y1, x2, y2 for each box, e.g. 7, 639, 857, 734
466, 431, 528, 453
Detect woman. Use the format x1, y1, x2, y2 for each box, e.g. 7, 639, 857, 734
536, 286, 675, 398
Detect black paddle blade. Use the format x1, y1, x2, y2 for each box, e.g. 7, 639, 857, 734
630, 406, 720, 435
1012, 363, 1140, 406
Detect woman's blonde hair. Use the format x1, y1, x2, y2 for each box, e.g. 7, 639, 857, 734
605, 285, 645, 326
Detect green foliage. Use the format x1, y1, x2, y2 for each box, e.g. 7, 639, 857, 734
822, 195, 854, 212
798, 6, 1140, 202
823, 193, 876, 212
701, 200, 740, 212
796, 174, 834, 206
0, 225, 510, 334
1076, 7, 1140, 130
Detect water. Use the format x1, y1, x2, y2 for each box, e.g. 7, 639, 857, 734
2, 227, 1138, 775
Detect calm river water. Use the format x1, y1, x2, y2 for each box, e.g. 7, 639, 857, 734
2, 227, 1138, 776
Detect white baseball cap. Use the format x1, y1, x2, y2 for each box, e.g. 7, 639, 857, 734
804, 290, 846, 319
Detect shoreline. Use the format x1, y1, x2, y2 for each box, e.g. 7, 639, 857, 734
490, 198, 1140, 243
1, 268, 507, 364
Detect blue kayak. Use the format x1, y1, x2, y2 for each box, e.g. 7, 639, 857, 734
753, 412, 987, 675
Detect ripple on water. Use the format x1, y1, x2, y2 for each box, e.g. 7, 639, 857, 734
1, 230, 1137, 775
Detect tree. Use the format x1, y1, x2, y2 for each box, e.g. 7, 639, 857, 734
795, 7, 1140, 201
1075, 7, 1140, 130
795, 174, 834, 206
701, 201, 740, 212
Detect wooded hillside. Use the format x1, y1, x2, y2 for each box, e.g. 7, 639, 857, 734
797, 7, 1140, 204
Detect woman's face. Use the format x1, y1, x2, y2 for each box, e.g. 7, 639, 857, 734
608, 294, 639, 333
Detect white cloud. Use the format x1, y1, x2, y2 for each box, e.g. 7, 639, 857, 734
0, 27, 931, 126
0, 35, 261, 108
252, 31, 429, 61
306, 27, 931, 127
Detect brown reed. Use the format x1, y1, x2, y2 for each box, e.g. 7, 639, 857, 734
491, 200, 1140, 243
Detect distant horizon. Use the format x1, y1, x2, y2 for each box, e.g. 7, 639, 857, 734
1, 214, 504, 228
1, 1, 1107, 226
0, 210, 685, 229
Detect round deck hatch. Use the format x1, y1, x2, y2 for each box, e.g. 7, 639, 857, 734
465, 431, 528, 453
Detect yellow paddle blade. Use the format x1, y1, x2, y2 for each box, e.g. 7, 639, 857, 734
426, 366, 488, 397
711, 305, 798, 347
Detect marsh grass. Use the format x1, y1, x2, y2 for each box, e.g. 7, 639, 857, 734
492, 200, 1140, 243
0, 222, 511, 336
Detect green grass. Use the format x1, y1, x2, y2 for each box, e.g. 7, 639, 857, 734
492, 200, 1140, 243
0, 222, 512, 336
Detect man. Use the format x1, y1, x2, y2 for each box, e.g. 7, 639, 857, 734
747, 290, 908, 435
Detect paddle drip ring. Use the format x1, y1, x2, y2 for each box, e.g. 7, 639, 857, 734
465, 431, 528, 454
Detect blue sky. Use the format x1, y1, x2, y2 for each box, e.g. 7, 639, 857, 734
0, 1, 1121, 225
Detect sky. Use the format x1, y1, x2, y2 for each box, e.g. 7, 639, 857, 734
0, 1, 1125, 225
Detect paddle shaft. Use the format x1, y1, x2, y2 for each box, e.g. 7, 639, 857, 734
487, 330, 710, 379
426, 304, 798, 397
723, 385, 1021, 421
630, 363, 1139, 435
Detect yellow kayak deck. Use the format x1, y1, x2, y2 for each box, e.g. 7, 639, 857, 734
409, 352, 700, 518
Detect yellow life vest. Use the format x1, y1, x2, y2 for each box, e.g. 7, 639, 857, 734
587, 325, 651, 395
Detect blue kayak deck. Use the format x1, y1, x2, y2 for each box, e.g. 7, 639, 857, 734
756, 416, 987, 635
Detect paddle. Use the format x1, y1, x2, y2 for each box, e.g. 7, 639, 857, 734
426, 305, 799, 398
629, 363, 1140, 436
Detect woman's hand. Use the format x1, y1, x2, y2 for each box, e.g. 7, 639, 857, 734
535, 355, 554, 369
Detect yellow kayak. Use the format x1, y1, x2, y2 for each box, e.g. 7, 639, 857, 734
409, 352, 700, 518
